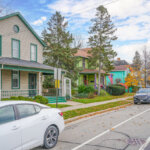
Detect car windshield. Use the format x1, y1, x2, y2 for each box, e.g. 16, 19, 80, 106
137, 88, 150, 93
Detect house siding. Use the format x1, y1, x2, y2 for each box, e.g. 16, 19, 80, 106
0, 16, 43, 63
106, 70, 129, 85
2, 70, 39, 91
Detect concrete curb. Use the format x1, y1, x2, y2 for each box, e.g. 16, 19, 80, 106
64, 103, 133, 124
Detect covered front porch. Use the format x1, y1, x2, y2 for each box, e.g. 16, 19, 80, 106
0, 57, 54, 99
78, 69, 107, 89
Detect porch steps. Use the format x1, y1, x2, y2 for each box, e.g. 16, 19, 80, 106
45, 96, 66, 103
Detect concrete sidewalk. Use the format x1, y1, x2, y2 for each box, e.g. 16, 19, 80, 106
60, 96, 133, 112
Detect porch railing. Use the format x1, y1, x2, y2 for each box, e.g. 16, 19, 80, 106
1, 89, 39, 99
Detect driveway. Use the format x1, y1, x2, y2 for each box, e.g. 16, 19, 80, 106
34, 104, 150, 150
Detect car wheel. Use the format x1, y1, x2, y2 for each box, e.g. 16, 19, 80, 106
134, 102, 137, 104
43, 125, 59, 149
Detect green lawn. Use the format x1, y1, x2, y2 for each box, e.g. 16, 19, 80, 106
63, 100, 130, 120
47, 104, 71, 108
73, 93, 134, 104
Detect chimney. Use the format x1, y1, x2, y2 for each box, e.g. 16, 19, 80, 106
117, 58, 120, 61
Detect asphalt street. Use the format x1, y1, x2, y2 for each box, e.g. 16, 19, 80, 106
34, 104, 150, 150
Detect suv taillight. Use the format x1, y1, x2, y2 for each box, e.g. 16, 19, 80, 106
58, 112, 63, 117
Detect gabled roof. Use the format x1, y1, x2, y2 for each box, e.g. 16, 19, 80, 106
74, 48, 91, 58
112, 65, 129, 71
0, 12, 46, 47
114, 60, 129, 66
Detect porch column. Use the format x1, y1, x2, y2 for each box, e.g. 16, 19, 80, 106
94, 74, 97, 89
39, 72, 42, 95
62, 74, 65, 97
0, 69, 1, 100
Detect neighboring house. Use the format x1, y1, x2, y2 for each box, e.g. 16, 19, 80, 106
75, 48, 107, 88
114, 58, 129, 66
106, 65, 130, 85
0, 12, 55, 98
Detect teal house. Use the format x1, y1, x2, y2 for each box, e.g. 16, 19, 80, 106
106, 65, 130, 85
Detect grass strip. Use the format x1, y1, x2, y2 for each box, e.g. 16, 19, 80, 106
73, 93, 134, 104
63, 101, 130, 120
47, 104, 71, 108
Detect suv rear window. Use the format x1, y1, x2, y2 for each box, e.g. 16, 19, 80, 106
0, 106, 15, 125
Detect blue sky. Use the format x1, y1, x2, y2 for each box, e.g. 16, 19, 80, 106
1, 0, 150, 62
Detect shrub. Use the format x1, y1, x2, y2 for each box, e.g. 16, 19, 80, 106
88, 92, 95, 99
75, 93, 88, 98
72, 88, 78, 96
84, 86, 95, 94
2, 95, 48, 104
78, 85, 86, 93
78, 85, 95, 94
34, 95, 48, 104
106, 85, 125, 96
100, 89, 110, 96
10, 96, 19, 100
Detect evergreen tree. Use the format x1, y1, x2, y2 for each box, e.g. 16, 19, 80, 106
88, 5, 117, 95
132, 51, 142, 71
42, 12, 80, 84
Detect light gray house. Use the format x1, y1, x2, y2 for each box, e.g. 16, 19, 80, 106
0, 12, 55, 99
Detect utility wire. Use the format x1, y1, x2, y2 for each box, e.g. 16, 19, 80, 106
66, 0, 121, 18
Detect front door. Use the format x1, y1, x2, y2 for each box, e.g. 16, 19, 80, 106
84, 75, 87, 85
29, 73, 37, 97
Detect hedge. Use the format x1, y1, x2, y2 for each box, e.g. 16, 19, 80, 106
106, 84, 125, 96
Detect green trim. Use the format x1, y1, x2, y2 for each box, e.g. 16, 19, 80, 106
11, 38, 20, 59
1, 70, 2, 90
30, 43, 37, 62
0, 12, 46, 47
0, 35, 2, 56
3, 65, 54, 74
11, 70, 20, 89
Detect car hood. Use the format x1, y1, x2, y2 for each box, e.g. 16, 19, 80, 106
135, 93, 148, 96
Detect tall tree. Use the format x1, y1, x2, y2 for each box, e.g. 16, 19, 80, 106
142, 46, 150, 88
42, 12, 80, 84
132, 51, 142, 71
88, 5, 117, 95
132, 51, 142, 86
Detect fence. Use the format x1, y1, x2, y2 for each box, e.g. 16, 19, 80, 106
1, 89, 39, 99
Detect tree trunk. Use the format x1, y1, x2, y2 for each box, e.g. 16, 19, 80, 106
98, 61, 101, 95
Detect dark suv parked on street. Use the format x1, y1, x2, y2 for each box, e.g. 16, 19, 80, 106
134, 88, 150, 104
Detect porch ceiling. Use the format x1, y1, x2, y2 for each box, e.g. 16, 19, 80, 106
0, 57, 54, 74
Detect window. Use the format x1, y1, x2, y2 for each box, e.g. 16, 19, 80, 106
34, 105, 41, 113
12, 71, 20, 89
13, 25, 19, 33
30, 44, 37, 61
0, 106, 15, 125
0, 35, 2, 56
12, 39, 20, 58
83, 58, 85, 69
17, 104, 36, 119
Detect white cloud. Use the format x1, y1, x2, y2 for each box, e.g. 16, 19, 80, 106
114, 41, 150, 63
45, 0, 150, 61
32, 16, 47, 26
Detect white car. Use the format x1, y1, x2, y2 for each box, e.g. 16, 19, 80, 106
0, 101, 65, 150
